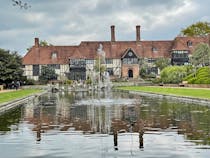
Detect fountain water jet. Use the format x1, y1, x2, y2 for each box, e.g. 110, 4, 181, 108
90, 43, 112, 91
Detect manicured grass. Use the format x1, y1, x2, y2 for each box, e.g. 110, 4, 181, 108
117, 86, 210, 100
0, 89, 42, 104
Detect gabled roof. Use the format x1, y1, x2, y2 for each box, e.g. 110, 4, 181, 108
121, 48, 140, 58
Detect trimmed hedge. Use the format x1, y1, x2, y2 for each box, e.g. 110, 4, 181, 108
184, 67, 210, 84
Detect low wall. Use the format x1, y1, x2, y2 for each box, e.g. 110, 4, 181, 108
0, 96, 35, 115
156, 84, 210, 88
112, 81, 152, 87
187, 84, 210, 88
0, 91, 46, 115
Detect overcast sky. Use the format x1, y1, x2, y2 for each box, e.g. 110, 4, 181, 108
1, 0, 210, 56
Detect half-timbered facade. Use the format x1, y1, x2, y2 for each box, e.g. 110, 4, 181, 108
22, 25, 210, 81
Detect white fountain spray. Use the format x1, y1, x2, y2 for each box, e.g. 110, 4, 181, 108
97, 43, 105, 90
96, 43, 112, 91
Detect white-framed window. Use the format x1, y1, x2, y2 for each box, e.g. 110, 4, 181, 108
187, 41, 193, 47
48, 64, 60, 69
86, 59, 94, 64
152, 47, 158, 52
106, 59, 113, 64
122, 58, 138, 64
147, 58, 156, 63
51, 51, 57, 59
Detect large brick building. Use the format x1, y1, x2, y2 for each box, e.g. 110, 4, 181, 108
22, 25, 210, 81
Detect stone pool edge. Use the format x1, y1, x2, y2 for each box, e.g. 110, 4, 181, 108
115, 89, 210, 106
0, 91, 47, 115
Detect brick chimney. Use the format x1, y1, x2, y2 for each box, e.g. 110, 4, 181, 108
35, 38, 39, 47
111, 25, 115, 42
136, 25, 141, 41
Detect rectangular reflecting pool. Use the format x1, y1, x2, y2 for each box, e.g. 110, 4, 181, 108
0, 90, 210, 158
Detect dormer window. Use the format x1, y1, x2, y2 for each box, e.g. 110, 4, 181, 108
152, 47, 157, 52
51, 51, 57, 59
187, 41, 193, 47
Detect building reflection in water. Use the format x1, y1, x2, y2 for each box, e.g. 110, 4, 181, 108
20, 91, 210, 148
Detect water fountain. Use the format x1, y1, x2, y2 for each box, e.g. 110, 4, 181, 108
90, 43, 112, 90
76, 44, 137, 106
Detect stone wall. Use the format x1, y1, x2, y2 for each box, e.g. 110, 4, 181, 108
157, 84, 210, 88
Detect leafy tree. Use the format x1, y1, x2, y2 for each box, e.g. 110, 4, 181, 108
0, 48, 23, 85
160, 66, 192, 84
40, 40, 53, 46
190, 43, 210, 67
181, 21, 210, 36
155, 58, 170, 71
140, 67, 147, 78
139, 58, 149, 78
39, 66, 58, 83
12, 0, 31, 9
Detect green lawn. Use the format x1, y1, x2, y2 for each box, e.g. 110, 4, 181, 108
117, 86, 210, 100
0, 89, 42, 104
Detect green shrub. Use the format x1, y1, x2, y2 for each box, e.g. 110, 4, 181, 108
25, 79, 36, 85
184, 73, 195, 81
188, 77, 196, 84
152, 78, 162, 84
185, 67, 210, 84
160, 66, 192, 84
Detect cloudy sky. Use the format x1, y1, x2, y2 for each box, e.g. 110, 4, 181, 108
1, 0, 210, 56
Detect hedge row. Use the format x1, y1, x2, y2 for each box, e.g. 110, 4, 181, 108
184, 67, 210, 84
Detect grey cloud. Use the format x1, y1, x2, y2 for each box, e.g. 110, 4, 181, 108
0, 0, 206, 55
127, 0, 184, 7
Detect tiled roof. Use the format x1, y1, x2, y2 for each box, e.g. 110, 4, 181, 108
22, 36, 210, 65
172, 36, 209, 52
22, 46, 77, 65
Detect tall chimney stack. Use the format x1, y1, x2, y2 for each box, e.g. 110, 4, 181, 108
111, 25, 116, 42
35, 38, 39, 47
136, 25, 141, 41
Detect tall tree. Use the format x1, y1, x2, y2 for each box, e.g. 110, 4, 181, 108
181, 21, 210, 36
0, 48, 23, 85
190, 43, 210, 67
